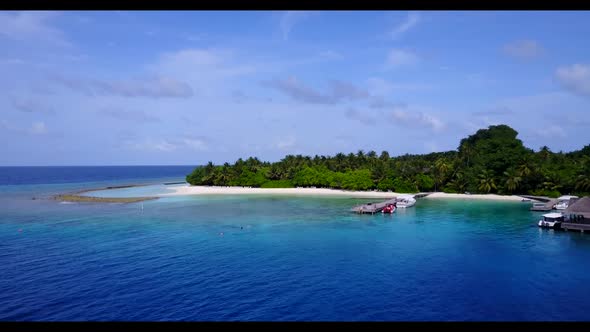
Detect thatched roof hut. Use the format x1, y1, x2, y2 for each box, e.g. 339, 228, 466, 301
564, 196, 590, 219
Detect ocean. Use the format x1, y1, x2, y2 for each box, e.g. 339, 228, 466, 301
1, 166, 590, 321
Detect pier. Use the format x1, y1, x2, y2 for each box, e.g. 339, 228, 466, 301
519, 195, 558, 211
351, 198, 398, 214
561, 222, 590, 233
350, 193, 430, 214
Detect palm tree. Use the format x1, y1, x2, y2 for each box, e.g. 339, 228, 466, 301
503, 169, 522, 193
372, 161, 387, 183
267, 164, 284, 180
517, 157, 533, 178
433, 158, 450, 192
478, 170, 497, 193
575, 174, 590, 192
539, 146, 551, 162
459, 141, 475, 167
448, 172, 468, 193
215, 166, 231, 185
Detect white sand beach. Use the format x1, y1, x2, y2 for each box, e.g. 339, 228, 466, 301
423, 192, 523, 201
159, 185, 524, 201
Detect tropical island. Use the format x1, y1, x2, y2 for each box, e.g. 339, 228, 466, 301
186, 125, 590, 198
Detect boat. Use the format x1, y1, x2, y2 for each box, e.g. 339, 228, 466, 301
396, 194, 416, 208
554, 195, 579, 210
538, 212, 565, 229
382, 203, 396, 214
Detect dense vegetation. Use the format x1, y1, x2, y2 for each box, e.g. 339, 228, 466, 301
187, 125, 590, 197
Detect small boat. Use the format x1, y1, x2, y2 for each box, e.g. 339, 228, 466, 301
538, 212, 564, 229
396, 194, 416, 208
554, 195, 579, 210
382, 204, 396, 214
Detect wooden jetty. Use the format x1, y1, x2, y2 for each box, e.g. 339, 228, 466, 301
531, 199, 558, 211
519, 195, 553, 202
350, 193, 430, 214
519, 195, 558, 211
351, 198, 398, 214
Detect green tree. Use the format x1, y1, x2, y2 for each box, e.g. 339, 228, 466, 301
478, 170, 497, 193
503, 168, 522, 193
575, 174, 590, 192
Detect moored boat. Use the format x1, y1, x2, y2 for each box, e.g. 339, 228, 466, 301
382, 203, 396, 214
538, 212, 565, 229
554, 195, 579, 210
396, 194, 416, 208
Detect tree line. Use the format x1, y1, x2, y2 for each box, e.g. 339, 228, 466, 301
186, 125, 590, 197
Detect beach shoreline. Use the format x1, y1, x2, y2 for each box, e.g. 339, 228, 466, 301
158, 185, 525, 201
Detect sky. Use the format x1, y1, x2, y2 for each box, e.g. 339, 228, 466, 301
1, 10, 590, 166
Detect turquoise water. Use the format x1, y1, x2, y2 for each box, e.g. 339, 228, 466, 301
82, 183, 183, 198
2, 167, 590, 321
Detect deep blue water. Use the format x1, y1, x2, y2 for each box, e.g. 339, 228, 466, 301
0, 166, 196, 185
1, 167, 590, 321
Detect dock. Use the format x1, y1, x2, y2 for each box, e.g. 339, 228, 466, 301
351, 198, 397, 214
531, 199, 558, 211
519, 195, 553, 202
350, 193, 430, 214
561, 222, 590, 233
519, 195, 558, 211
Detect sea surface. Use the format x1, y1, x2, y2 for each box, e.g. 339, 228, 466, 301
1, 166, 590, 321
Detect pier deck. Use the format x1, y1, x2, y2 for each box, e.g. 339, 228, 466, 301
351, 198, 397, 214
350, 193, 430, 214
562, 222, 590, 233
531, 199, 558, 211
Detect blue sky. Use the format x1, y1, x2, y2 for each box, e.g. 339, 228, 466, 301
1, 11, 590, 166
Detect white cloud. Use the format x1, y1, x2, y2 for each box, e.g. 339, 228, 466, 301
11, 97, 55, 114
503, 39, 543, 59
275, 136, 296, 150
124, 139, 177, 152
386, 49, 418, 68
279, 11, 316, 41
390, 109, 445, 132
29, 121, 47, 135
555, 64, 590, 98
182, 138, 208, 151
424, 141, 439, 153
52, 74, 194, 98
366, 77, 395, 96
366, 77, 431, 99
99, 108, 159, 123
318, 50, 343, 60
152, 48, 257, 97
536, 125, 566, 139
391, 12, 420, 39
153, 141, 176, 152
345, 108, 378, 126
123, 136, 209, 153
0, 11, 70, 47
263, 77, 369, 104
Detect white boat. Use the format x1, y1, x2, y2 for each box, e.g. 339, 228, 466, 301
396, 194, 416, 208
538, 212, 564, 229
554, 195, 579, 210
